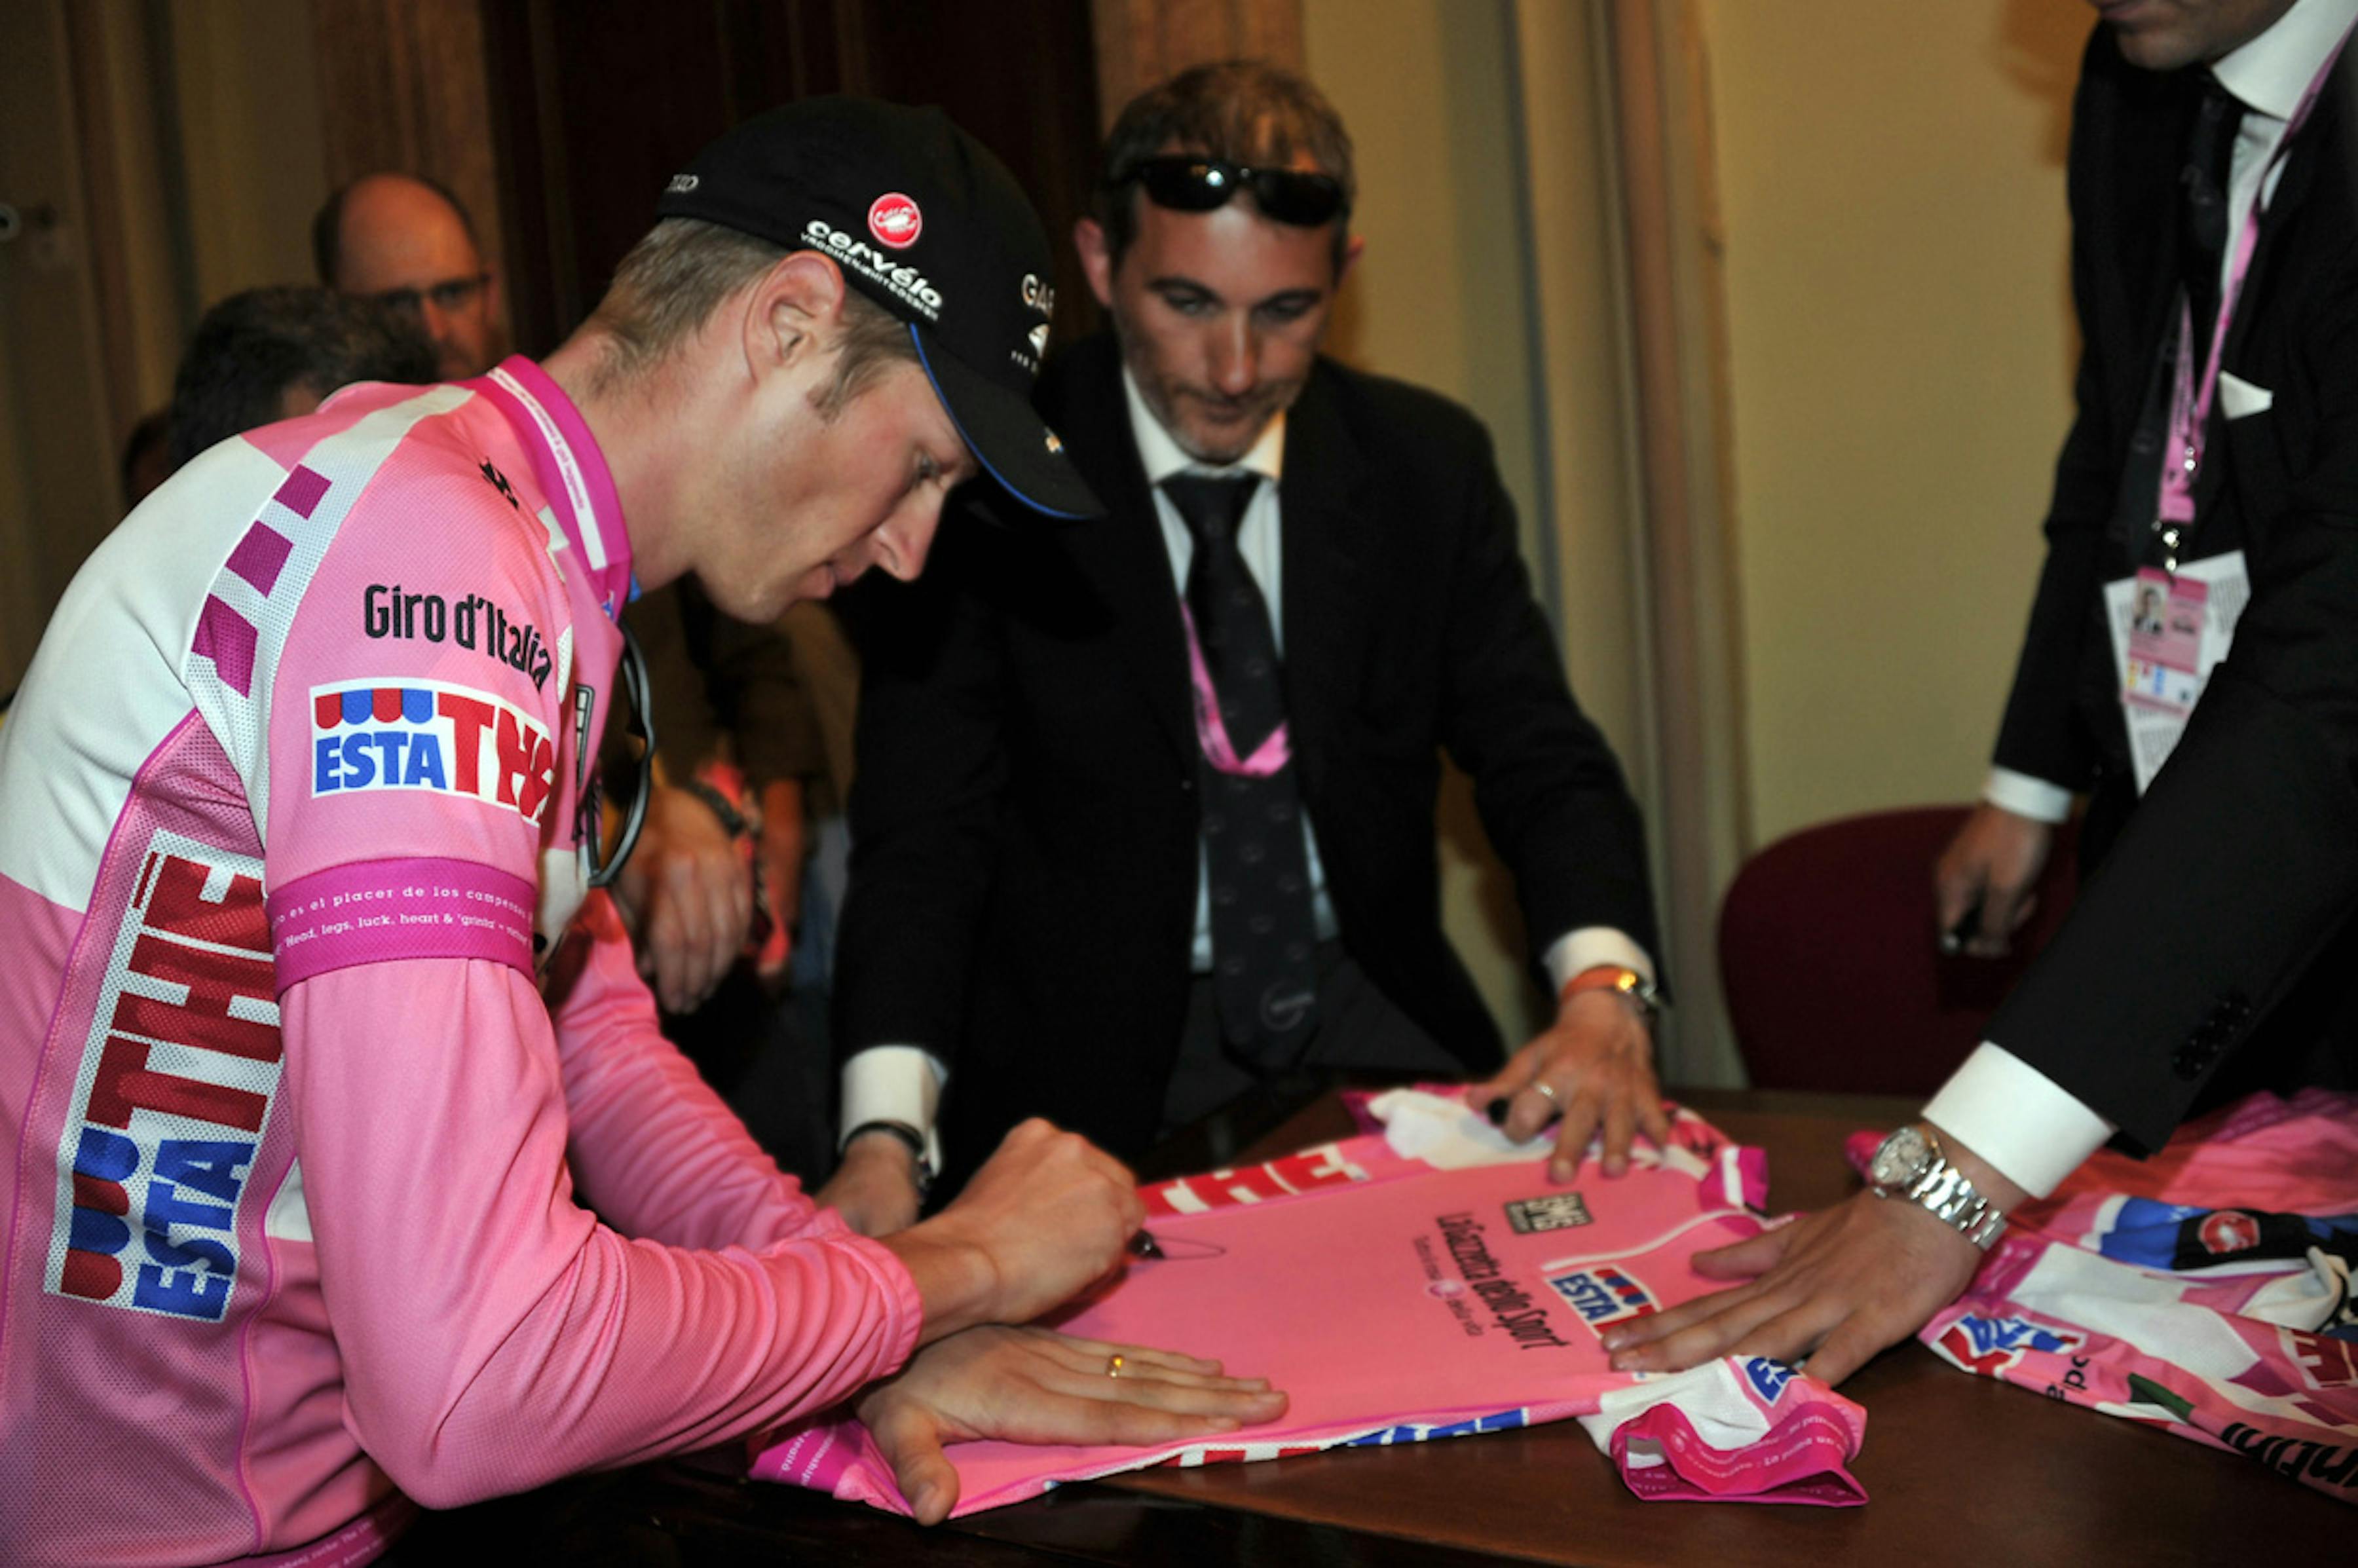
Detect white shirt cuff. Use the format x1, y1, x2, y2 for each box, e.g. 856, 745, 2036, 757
840, 1045, 947, 1174
1921, 1041, 2114, 1199
1543, 928, 1656, 996
1983, 768, 2074, 825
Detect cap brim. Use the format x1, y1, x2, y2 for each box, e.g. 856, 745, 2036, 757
908, 325, 1102, 521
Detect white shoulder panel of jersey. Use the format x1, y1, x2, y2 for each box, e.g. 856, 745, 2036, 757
180, 384, 472, 836
0, 438, 286, 913
0, 386, 473, 913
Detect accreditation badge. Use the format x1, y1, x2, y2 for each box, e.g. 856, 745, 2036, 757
2104, 551, 2249, 794
2122, 568, 2206, 717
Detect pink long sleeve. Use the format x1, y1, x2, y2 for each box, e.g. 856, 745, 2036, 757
548, 891, 843, 1252
281, 954, 922, 1509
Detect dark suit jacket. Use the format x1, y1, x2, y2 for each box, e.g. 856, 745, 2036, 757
1986, 28, 2358, 1150
834, 335, 1659, 1178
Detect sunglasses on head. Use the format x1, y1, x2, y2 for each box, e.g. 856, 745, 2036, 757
1121, 155, 1345, 228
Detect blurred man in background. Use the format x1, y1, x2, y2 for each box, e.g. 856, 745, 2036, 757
314, 172, 502, 381
166, 284, 436, 470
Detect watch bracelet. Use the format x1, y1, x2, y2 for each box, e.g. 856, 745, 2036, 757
1902, 1157, 2005, 1249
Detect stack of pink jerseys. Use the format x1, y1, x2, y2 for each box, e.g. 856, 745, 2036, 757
754, 1091, 1869, 1516
1896, 1089, 2358, 1504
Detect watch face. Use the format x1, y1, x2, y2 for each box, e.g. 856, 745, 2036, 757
1869, 1126, 1930, 1190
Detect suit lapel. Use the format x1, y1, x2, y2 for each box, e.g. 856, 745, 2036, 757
1276, 367, 1374, 802
1043, 339, 1195, 764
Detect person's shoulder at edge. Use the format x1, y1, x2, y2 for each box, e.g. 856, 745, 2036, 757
1298, 352, 1491, 460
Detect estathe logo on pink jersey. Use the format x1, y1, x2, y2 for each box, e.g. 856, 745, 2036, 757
1547, 1265, 1659, 1329
310, 678, 555, 825
45, 834, 280, 1321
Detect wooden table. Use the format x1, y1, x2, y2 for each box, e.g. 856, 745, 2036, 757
445, 1088, 2351, 1565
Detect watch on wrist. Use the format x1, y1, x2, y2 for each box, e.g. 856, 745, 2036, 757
1560, 963, 1664, 1024
1867, 1125, 2006, 1249
842, 1119, 935, 1201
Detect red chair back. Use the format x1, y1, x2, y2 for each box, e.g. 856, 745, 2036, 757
1717, 806, 2078, 1095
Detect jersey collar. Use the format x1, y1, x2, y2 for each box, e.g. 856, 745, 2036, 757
474, 355, 635, 621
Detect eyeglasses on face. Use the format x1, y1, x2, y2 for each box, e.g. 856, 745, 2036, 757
1120, 156, 1345, 228
370, 272, 491, 321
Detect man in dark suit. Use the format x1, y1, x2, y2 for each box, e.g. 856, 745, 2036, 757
1615, 0, 2358, 1385
823, 62, 1664, 1233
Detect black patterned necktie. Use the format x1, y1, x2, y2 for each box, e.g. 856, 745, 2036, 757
1163, 473, 1320, 1069
2181, 76, 2243, 368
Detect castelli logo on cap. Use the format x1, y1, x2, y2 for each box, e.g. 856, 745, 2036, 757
868, 193, 922, 250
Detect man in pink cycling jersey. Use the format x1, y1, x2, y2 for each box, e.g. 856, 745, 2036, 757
0, 99, 1282, 1567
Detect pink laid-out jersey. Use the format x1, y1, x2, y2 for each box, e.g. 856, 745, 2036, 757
753, 1091, 1868, 1515
1897, 1088, 2358, 1504
0, 360, 920, 1567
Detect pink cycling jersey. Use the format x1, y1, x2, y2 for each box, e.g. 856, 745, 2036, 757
0, 360, 920, 1567
1896, 1088, 2358, 1504
755, 1091, 1867, 1515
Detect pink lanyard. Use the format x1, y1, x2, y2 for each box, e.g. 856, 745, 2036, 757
2156, 31, 2353, 567
1179, 602, 1292, 777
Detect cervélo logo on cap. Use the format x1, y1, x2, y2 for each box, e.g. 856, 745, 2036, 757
868, 192, 922, 249
803, 218, 943, 321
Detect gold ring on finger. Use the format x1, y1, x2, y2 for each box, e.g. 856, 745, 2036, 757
1106, 1353, 1125, 1379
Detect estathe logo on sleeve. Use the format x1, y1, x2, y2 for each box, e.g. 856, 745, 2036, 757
309, 678, 555, 825
1936, 1313, 2083, 1375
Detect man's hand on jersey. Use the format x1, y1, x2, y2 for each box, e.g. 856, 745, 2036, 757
858, 1326, 1287, 1524
819, 1129, 924, 1238
880, 1119, 1143, 1340
614, 783, 755, 1013
1467, 988, 1669, 1181
1600, 1128, 2026, 1386
1934, 803, 2053, 958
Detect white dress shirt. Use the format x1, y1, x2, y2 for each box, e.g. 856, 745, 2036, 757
1951, 0, 2358, 1196
841, 367, 1655, 1161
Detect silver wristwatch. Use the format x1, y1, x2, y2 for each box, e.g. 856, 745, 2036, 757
1867, 1125, 2006, 1250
